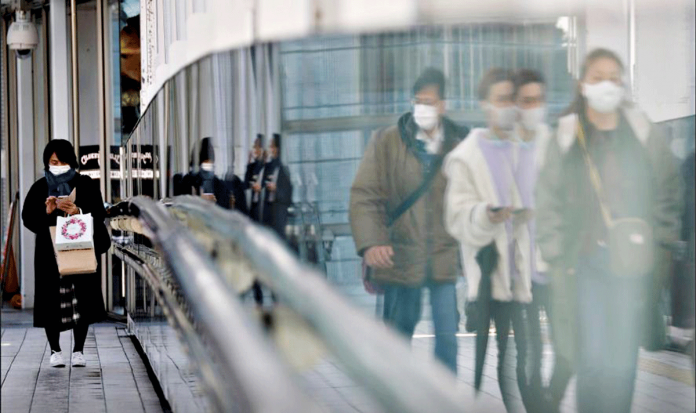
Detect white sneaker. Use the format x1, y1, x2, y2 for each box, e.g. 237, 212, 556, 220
71, 351, 86, 367
50, 351, 65, 368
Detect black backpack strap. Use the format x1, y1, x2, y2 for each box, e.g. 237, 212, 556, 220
386, 157, 443, 227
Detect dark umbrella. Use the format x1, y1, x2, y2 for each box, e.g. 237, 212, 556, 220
474, 242, 498, 392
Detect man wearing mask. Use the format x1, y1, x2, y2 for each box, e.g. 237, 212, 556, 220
350, 68, 469, 373
513, 69, 573, 412
443, 68, 535, 411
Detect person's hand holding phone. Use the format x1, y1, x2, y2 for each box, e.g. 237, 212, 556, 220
45, 196, 57, 215
487, 205, 513, 224
56, 197, 79, 215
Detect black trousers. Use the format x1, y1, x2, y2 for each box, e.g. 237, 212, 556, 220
491, 300, 533, 412
527, 282, 574, 411
45, 323, 89, 353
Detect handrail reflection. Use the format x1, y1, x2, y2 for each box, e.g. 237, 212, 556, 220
168, 196, 465, 413
110, 196, 322, 413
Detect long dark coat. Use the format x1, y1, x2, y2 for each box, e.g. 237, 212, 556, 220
22, 174, 111, 328
261, 160, 293, 239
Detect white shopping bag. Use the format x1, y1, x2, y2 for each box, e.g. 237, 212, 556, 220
55, 212, 94, 251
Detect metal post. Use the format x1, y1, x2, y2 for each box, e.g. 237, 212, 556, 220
17, 54, 35, 309
70, 0, 80, 156
96, 0, 109, 309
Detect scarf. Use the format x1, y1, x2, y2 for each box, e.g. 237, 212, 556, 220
45, 169, 77, 197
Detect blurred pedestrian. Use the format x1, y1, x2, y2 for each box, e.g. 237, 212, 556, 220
512, 68, 573, 412
174, 138, 232, 209
443, 68, 535, 411
350, 68, 469, 373
536, 48, 682, 413
245, 134, 267, 223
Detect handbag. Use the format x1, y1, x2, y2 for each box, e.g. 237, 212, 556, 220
49, 208, 98, 277
576, 121, 655, 277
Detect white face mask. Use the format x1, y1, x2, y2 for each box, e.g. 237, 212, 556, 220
517, 106, 547, 132
484, 103, 517, 132
582, 81, 624, 113
200, 162, 214, 172
49, 165, 71, 176
413, 104, 440, 131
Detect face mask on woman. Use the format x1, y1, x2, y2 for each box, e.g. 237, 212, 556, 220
413, 104, 439, 131
49, 165, 72, 176
582, 80, 624, 113
484, 103, 517, 132
518, 106, 547, 132
200, 162, 214, 172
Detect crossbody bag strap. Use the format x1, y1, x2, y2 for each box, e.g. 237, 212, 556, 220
386, 157, 443, 227
576, 121, 614, 227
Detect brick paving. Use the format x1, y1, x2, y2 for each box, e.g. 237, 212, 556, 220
1, 321, 166, 413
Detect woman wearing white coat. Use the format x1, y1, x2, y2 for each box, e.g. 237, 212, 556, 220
443, 68, 536, 412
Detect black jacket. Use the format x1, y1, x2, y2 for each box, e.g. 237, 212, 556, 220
22, 174, 110, 328
261, 159, 293, 239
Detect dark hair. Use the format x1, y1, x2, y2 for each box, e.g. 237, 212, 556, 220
413, 68, 446, 100
271, 133, 281, 153
513, 69, 545, 99
563, 48, 625, 116
198, 137, 215, 165
255, 133, 265, 147
43, 139, 79, 171
477, 68, 514, 101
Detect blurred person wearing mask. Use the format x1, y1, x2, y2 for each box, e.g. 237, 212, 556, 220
443, 68, 535, 411
513, 69, 573, 413
21, 140, 111, 369
350, 68, 469, 373
245, 134, 267, 222
176, 138, 232, 209
249, 134, 292, 307
536, 48, 682, 413
261, 134, 293, 240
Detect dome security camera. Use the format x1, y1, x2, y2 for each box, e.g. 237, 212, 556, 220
6, 10, 39, 59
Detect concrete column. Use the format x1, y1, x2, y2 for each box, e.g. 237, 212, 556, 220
50, 0, 72, 142
17, 57, 36, 309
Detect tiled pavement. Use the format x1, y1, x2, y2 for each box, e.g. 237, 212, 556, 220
2, 286, 694, 413
1, 323, 166, 413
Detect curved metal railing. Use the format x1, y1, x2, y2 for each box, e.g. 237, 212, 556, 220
166, 196, 465, 413
107, 197, 322, 413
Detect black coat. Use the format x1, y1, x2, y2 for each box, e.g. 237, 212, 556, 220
173, 171, 232, 209
22, 174, 110, 328
261, 160, 293, 239
224, 173, 249, 216
244, 160, 265, 222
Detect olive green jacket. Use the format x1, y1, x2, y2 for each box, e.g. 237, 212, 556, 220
536, 106, 683, 363
349, 113, 468, 286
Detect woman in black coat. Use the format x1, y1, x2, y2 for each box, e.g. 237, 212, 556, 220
21, 140, 111, 368
261, 134, 293, 239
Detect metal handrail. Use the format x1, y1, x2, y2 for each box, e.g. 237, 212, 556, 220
169, 196, 465, 413
112, 196, 322, 413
